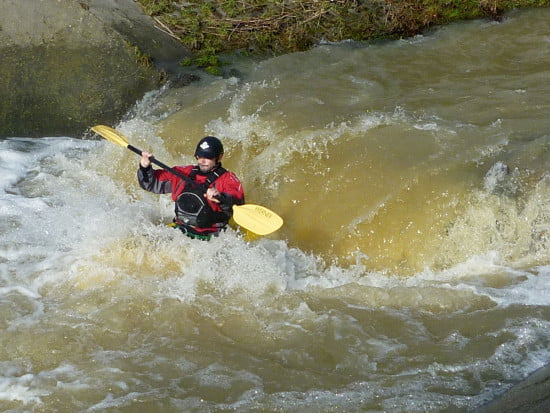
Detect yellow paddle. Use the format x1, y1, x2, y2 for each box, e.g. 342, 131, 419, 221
91, 125, 283, 236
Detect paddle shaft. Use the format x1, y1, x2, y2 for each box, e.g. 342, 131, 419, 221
127, 144, 190, 183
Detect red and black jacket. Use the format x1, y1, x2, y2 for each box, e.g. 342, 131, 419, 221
138, 163, 244, 234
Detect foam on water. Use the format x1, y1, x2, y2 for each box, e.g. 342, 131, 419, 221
1, 125, 548, 413
1, 121, 548, 411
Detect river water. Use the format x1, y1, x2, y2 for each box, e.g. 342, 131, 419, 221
1, 8, 549, 412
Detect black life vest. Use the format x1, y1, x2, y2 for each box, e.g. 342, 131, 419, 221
175, 166, 228, 228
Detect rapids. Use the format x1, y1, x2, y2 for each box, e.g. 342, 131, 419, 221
1, 8, 549, 412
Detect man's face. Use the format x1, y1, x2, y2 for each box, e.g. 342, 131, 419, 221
196, 156, 218, 173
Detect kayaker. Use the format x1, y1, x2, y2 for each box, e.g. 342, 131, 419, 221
138, 136, 245, 240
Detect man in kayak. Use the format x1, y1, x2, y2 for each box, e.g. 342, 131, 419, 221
138, 136, 245, 240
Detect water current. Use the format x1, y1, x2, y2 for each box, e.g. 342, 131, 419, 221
1, 8, 549, 412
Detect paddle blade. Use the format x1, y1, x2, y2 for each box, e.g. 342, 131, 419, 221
91, 125, 130, 147
232, 204, 283, 236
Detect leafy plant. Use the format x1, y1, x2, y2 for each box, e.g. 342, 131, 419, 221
137, 0, 550, 74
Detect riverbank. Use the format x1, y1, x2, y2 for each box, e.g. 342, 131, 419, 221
136, 0, 550, 74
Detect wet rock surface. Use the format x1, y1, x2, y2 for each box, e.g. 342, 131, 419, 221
0, 0, 190, 137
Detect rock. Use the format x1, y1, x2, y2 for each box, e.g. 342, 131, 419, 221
475, 364, 550, 413
0, 0, 192, 137
83, 0, 191, 72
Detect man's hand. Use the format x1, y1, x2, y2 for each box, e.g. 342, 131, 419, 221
140, 151, 153, 168
205, 187, 221, 203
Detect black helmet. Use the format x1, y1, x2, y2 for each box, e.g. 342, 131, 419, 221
194, 136, 224, 159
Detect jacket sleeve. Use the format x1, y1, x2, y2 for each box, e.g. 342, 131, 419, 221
216, 172, 245, 213
137, 165, 173, 194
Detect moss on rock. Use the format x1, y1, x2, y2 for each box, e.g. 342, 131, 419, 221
0, 43, 159, 137
0, 0, 187, 137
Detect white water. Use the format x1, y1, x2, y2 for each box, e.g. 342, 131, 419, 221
1, 8, 549, 412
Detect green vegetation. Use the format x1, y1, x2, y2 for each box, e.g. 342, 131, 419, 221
124, 40, 153, 69
137, 0, 550, 74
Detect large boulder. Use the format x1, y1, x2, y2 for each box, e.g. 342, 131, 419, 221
0, 0, 191, 137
